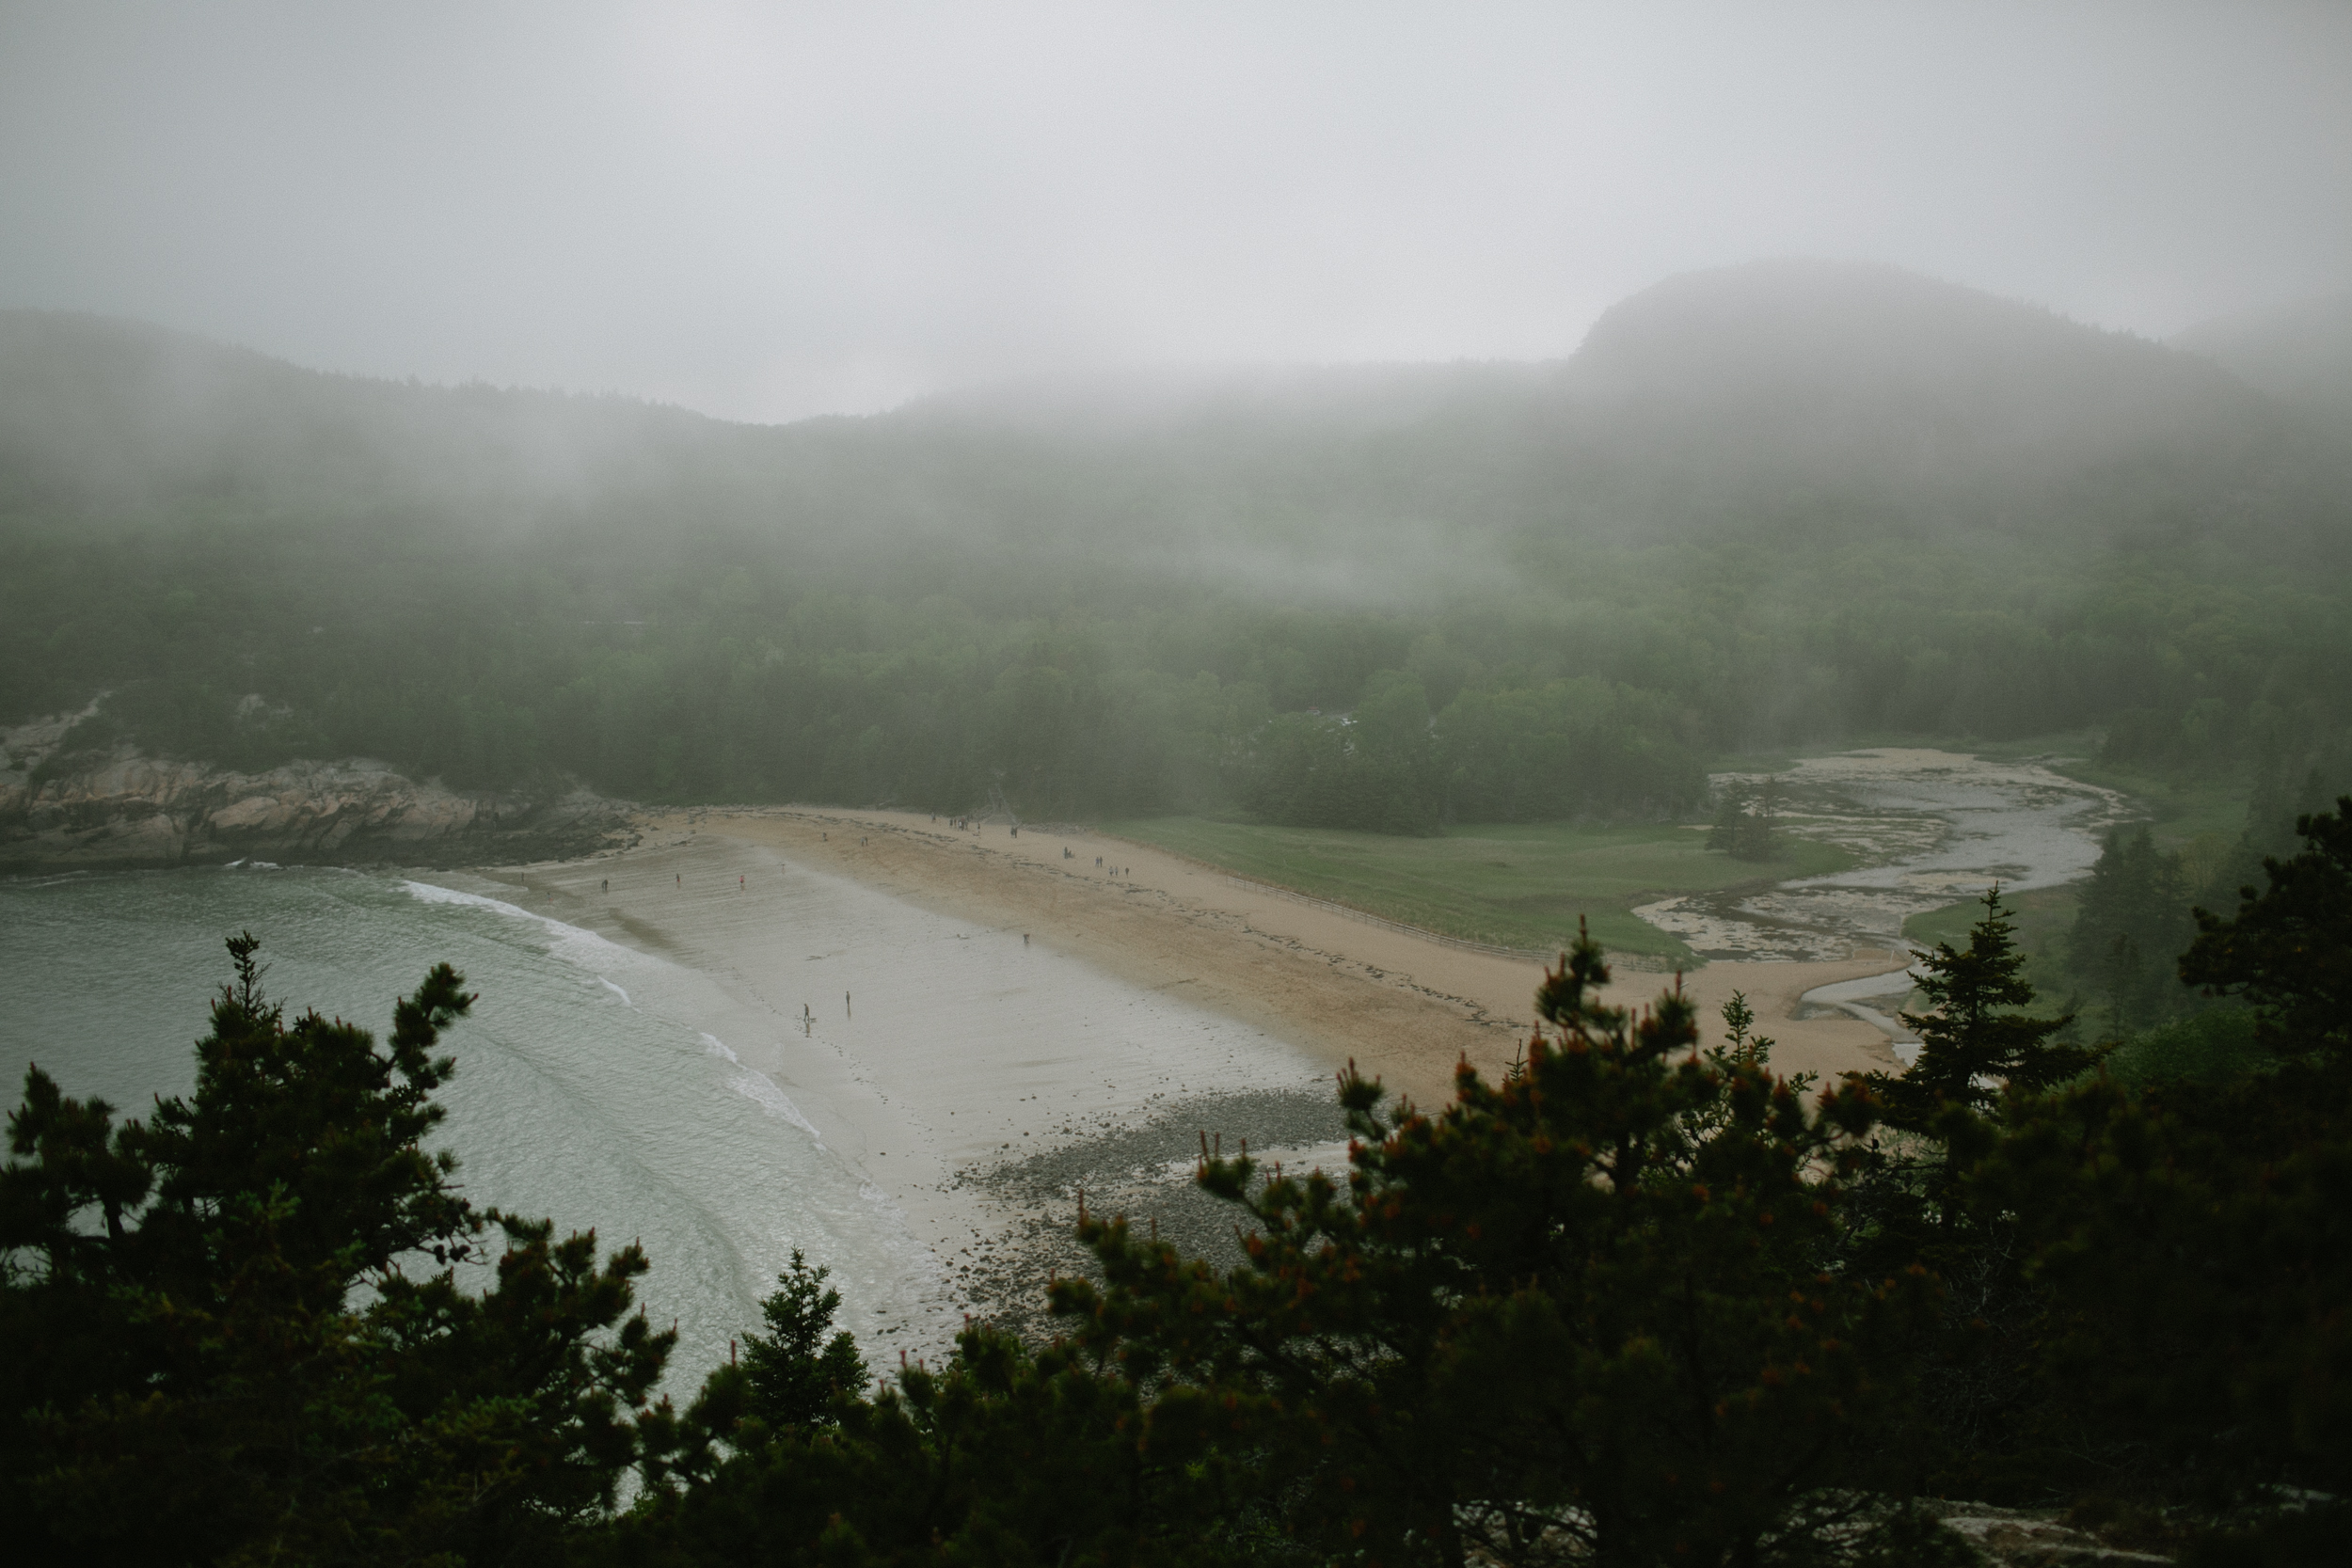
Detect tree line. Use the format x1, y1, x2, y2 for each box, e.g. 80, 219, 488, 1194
7, 509, 2349, 833
2000, 737, 2352, 1079
8, 797, 2349, 1563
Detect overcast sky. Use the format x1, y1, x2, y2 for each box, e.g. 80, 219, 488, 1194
3, 2, 2348, 423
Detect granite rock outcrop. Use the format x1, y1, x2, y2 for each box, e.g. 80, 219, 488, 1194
2, 712, 630, 870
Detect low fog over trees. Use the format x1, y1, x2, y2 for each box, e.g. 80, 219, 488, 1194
6, 261, 2350, 829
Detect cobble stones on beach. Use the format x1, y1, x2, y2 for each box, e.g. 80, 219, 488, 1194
947, 1087, 1350, 1339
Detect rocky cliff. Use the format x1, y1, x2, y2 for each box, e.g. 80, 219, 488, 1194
1, 711, 633, 871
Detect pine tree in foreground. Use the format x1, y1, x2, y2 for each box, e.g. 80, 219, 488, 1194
1963, 802, 2352, 1554
1048, 927, 1961, 1567
1866, 886, 2083, 1131
2180, 793, 2352, 1060
0, 936, 673, 1567
739, 1250, 869, 1429
2065, 825, 2194, 1037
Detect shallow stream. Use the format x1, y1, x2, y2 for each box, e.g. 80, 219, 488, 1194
1636, 749, 2132, 962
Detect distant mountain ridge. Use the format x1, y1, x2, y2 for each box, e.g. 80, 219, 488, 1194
0, 309, 764, 529
1542, 261, 2304, 536
1, 260, 2341, 567
5, 261, 2347, 839
2172, 290, 2352, 433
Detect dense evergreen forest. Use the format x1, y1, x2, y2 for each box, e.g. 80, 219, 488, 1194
6, 261, 2351, 831
8, 800, 2348, 1563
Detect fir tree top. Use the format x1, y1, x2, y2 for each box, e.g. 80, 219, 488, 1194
1870, 885, 2083, 1127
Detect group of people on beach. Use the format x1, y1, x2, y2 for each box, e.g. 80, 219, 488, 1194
937, 816, 1014, 836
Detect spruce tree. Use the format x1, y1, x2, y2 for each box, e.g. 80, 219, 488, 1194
1970, 804, 2352, 1544
739, 1250, 868, 1429
2065, 825, 2193, 1037
0, 935, 673, 1566
1707, 777, 1778, 861
1869, 886, 2082, 1128
2180, 793, 2352, 1061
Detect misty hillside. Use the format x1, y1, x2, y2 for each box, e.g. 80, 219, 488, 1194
2172, 289, 2352, 434
1556, 261, 2304, 524
5, 261, 2338, 566
0, 311, 776, 532
5, 261, 2349, 828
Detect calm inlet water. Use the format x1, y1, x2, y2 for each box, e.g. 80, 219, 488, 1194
0, 864, 938, 1388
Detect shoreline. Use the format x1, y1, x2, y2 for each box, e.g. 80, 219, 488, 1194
655, 806, 1911, 1098
460, 806, 1914, 1332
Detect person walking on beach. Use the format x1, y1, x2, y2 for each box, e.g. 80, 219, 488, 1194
845, 991, 852, 1019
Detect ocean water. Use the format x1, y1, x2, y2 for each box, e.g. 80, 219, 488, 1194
0, 863, 938, 1391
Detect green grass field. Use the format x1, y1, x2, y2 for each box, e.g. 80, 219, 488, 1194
1101, 816, 1855, 961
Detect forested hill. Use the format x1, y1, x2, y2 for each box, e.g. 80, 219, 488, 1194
5, 261, 2337, 561
0, 310, 772, 536
4, 261, 2349, 833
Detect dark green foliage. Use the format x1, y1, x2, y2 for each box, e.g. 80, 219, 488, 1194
2100, 1006, 2261, 1086
2180, 793, 2352, 1059
8, 492, 2345, 836
2065, 825, 2196, 1037
1712, 988, 1779, 1069
616, 1320, 1226, 1567
0, 936, 673, 1566
1866, 888, 2083, 1127
0, 525, 1716, 829
1036, 932, 1948, 1566
1942, 801, 2352, 1547
1238, 674, 1445, 833
2235, 736, 2352, 864
1430, 677, 1703, 825
1967, 1059, 2352, 1514
739, 1250, 868, 1430
1707, 776, 1779, 860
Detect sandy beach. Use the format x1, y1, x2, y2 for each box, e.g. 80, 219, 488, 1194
473, 806, 1915, 1330
663, 806, 1908, 1092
